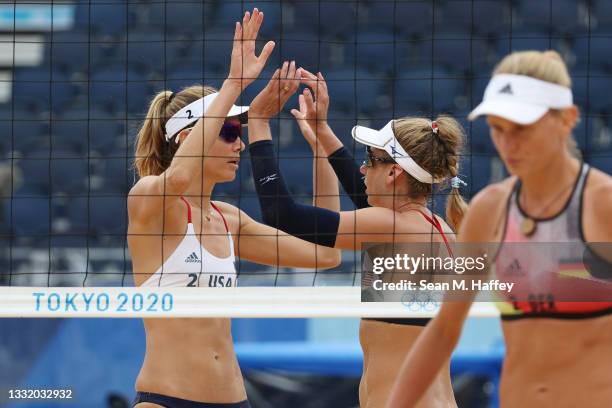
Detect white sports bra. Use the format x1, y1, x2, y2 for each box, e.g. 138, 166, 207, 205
140, 198, 237, 288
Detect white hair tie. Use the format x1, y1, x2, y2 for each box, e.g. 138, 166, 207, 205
451, 176, 467, 189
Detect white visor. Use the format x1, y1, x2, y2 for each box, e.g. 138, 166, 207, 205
352, 120, 445, 184
468, 74, 573, 125
164, 92, 249, 142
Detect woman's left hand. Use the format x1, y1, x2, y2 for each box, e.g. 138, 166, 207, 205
249, 61, 302, 121
227, 9, 275, 91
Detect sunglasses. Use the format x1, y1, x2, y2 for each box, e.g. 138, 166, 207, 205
183, 119, 243, 144
363, 146, 396, 168
219, 119, 243, 144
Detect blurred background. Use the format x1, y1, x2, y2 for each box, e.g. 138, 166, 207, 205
0, 0, 610, 406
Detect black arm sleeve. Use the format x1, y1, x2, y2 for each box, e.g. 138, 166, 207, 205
328, 146, 370, 209
249, 140, 340, 248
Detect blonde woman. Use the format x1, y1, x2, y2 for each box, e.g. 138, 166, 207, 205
388, 51, 612, 408
247, 67, 468, 407
128, 10, 340, 408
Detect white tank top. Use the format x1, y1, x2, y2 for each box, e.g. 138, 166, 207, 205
140, 198, 237, 288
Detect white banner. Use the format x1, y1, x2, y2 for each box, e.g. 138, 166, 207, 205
0, 287, 500, 318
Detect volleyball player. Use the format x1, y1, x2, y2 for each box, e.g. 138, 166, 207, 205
128, 9, 340, 408
247, 64, 468, 407
387, 50, 612, 407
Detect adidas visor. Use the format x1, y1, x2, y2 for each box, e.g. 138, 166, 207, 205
352, 120, 445, 184
164, 92, 249, 142
468, 74, 573, 125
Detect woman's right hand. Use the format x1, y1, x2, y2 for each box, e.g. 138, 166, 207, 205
227, 8, 275, 91
292, 70, 338, 153
291, 89, 319, 148
296, 69, 330, 130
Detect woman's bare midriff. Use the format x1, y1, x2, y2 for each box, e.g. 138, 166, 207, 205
359, 319, 457, 408
500, 315, 612, 408
135, 317, 246, 403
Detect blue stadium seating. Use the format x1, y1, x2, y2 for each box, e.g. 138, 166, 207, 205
573, 116, 588, 151
514, 0, 587, 35
353, 32, 395, 74
55, 107, 116, 122
423, 0, 513, 37
48, 32, 90, 75
165, 36, 231, 83
465, 155, 493, 195
75, 2, 128, 36
49, 81, 78, 114
394, 38, 492, 78
592, 0, 612, 33
346, 1, 389, 37
12, 121, 49, 157
60, 196, 89, 236
436, 0, 476, 35
163, 1, 213, 36
12, 81, 51, 117
0, 104, 12, 121
290, 1, 357, 38
5, 0, 612, 255
9, 197, 51, 236
588, 155, 612, 174
13, 67, 54, 84
324, 68, 385, 116
0, 120, 12, 157
571, 74, 589, 112
89, 196, 127, 237
393, 67, 458, 114
126, 32, 166, 77
88, 120, 126, 155
586, 75, 612, 113
17, 157, 49, 193
50, 154, 88, 195
89, 69, 129, 114
90, 158, 131, 195
431, 38, 493, 74
472, 0, 512, 35
165, 67, 211, 92
50, 196, 89, 247
127, 1, 164, 32
393, 1, 434, 38
277, 32, 323, 73
215, 1, 282, 38
467, 119, 495, 155
573, 36, 612, 73
432, 76, 466, 114
50, 120, 89, 155
35, 82, 68, 118
90, 41, 127, 73
326, 109, 358, 147
496, 34, 556, 55
126, 81, 152, 115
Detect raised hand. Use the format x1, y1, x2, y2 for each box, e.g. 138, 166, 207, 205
227, 8, 275, 91
291, 88, 318, 147
291, 70, 331, 149
298, 69, 330, 127
249, 61, 302, 121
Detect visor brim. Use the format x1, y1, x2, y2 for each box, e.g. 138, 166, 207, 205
228, 105, 249, 124
351, 125, 390, 149
468, 100, 548, 125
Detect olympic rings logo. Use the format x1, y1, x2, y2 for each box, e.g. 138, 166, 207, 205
400, 291, 441, 312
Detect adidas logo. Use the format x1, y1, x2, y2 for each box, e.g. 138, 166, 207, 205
498, 83, 514, 95
185, 252, 201, 263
